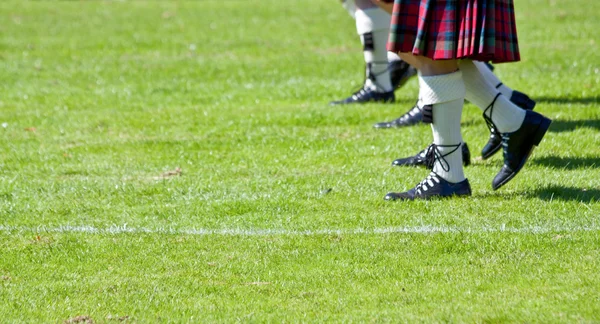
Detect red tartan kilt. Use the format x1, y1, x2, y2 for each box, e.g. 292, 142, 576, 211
387, 0, 520, 63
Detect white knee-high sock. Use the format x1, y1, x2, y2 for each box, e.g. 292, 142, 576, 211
387, 51, 402, 63
419, 71, 466, 183
473, 61, 514, 98
460, 60, 525, 133
355, 7, 393, 92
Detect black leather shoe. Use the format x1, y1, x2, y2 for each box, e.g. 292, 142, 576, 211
330, 87, 395, 105
480, 125, 503, 160
373, 103, 423, 128
385, 173, 472, 201
510, 90, 536, 111
392, 142, 471, 168
492, 110, 552, 190
481, 91, 537, 160
389, 60, 417, 90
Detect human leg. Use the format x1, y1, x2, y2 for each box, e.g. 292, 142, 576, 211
385, 57, 471, 200
373, 61, 534, 131
460, 60, 551, 190
471, 61, 537, 159
332, 0, 415, 105
383, 0, 551, 196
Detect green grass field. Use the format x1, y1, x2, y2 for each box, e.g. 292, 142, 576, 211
1, 0, 599, 321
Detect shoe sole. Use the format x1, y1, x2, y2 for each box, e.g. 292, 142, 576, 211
392, 162, 423, 167
330, 97, 396, 106
373, 119, 422, 129
492, 117, 552, 191
392, 160, 470, 168
385, 190, 472, 201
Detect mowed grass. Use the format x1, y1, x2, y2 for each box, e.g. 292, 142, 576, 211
1, 0, 599, 321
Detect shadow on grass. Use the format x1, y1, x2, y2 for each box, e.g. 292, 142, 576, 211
549, 119, 600, 133
532, 156, 600, 170
476, 186, 599, 203
527, 186, 600, 203
536, 96, 600, 105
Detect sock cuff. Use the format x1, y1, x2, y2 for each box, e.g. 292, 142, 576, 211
418, 71, 465, 105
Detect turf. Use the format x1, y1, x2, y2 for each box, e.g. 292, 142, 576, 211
1, 0, 599, 321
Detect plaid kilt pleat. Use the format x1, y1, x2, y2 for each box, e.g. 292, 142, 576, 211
387, 0, 520, 63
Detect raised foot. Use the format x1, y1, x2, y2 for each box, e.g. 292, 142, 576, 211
481, 90, 537, 160
492, 110, 552, 190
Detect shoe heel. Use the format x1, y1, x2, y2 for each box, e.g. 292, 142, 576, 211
533, 117, 552, 146
511, 90, 537, 111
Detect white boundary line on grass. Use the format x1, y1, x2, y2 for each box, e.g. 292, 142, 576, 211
1, 224, 599, 236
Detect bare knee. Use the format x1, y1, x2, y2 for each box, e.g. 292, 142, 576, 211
397, 53, 458, 76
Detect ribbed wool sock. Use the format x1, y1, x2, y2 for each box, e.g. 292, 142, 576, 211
460, 60, 525, 133
473, 61, 513, 97
355, 6, 393, 92
360, 29, 393, 92
418, 71, 466, 183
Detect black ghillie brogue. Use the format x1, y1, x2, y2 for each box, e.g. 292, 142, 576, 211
385, 143, 472, 201
389, 60, 417, 90
481, 90, 537, 159
330, 62, 396, 105
491, 110, 552, 190
384, 173, 472, 201
373, 102, 424, 128
330, 87, 395, 105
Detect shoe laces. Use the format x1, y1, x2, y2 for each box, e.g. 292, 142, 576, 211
395, 100, 422, 122
367, 61, 393, 91
423, 143, 461, 171
415, 172, 442, 195
483, 93, 502, 137
351, 87, 370, 100
351, 62, 392, 97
